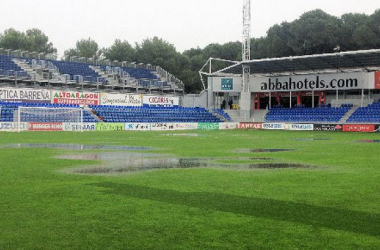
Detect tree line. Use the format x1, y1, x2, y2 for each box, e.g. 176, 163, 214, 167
0, 9, 379, 93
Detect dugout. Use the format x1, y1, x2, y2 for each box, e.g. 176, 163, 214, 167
201, 49, 380, 121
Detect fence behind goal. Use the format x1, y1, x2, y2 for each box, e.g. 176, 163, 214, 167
14, 106, 83, 132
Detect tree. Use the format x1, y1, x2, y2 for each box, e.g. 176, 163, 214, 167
26, 29, 57, 53
135, 37, 182, 75
289, 9, 341, 55
63, 38, 99, 59
0, 28, 57, 54
102, 39, 136, 62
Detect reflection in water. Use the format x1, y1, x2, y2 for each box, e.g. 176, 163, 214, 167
1, 143, 312, 175
356, 140, 380, 143
0, 143, 151, 151
235, 148, 295, 153
59, 152, 311, 175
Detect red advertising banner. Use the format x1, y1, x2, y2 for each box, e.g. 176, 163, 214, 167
343, 124, 375, 133
375, 72, 380, 90
238, 123, 262, 129
52, 91, 99, 105
29, 122, 63, 131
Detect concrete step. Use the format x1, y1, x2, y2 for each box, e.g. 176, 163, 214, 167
339, 106, 359, 123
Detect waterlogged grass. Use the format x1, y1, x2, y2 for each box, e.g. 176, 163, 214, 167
0, 130, 380, 249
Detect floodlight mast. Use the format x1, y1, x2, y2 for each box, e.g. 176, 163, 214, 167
242, 0, 251, 92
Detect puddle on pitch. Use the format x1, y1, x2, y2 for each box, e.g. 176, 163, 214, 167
59, 152, 310, 175
0, 143, 151, 151
161, 133, 203, 137
356, 140, 380, 143
235, 148, 295, 153
294, 138, 331, 141
0, 143, 311, 175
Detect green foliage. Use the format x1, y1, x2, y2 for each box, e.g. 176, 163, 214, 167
63, 38, 99, 59
102, 39, 136, 62
0, 28, 56, 53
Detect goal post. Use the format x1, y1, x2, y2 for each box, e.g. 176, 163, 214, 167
15, 106, 84, 132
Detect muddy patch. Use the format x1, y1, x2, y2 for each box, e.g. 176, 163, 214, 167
0, 143, 151, 151
235, 148, 295, 153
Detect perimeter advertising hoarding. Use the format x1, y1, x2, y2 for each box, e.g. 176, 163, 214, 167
143, 96, 179, 107
95, 123, 124, 131
314, 124, 343, 132
198, 123, 219, 130
238, 123, 262, 129
262, 123, 286, 130
286, 124, 314, 131
343, 124, 375, 132
52, 91, 99, 105
29, 122, 63, 131
63, 123, 96, 131
0, 122, 28, 131
100, 93, 142, 106
151, 123, 176, 131
125, 123, 151, 131
219, 122, 239, 130
174, 123, 198, 130
0, 88, 51, 103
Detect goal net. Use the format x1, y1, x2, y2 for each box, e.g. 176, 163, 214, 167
14, 106, 83, 132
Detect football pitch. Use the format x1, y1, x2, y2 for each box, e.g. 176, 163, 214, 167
1, 130, 380, 249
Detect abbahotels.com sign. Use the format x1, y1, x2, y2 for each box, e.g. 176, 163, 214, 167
250, 72, 372, 92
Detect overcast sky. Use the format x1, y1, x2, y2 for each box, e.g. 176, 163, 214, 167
0, 0, 379, 57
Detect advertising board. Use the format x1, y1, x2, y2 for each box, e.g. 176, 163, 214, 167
52, 91, 99, 105
125, 123, 151, 131
95, 123, 124, 131
0, 88, 51, 103
29, 122, 63, 131
0, 122, 28, 131
286, 124, 314, 131
143, 96, 179, 107
173, 123, 198, 130
150, 123, 175, 131
219, 122, 239, 130
238, 123, 262, 129
198, 123, 219, 130
63, 123, 96, 131
100, 93, 142, 106
314, 124, 343, 132
343, 124, 375, 132
262, 123, 286, 130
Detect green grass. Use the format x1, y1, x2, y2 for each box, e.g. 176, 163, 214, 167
1, 130, 380, 249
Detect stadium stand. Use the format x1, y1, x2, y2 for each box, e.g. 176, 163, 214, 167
212, 109, 232, 122
0, 102, 221, 123
50, 60, 102, 82
89, 105, 222, 123
0, 55, 29, 78
346, 102, 380, 123
265, 105, 351, 123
